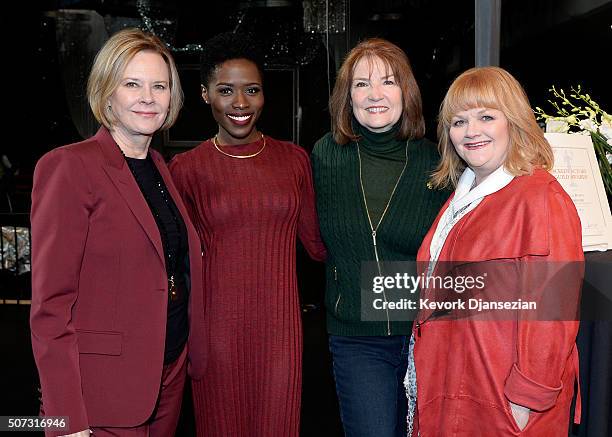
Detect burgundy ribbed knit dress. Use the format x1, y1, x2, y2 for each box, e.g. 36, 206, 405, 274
169, 136, 326, 437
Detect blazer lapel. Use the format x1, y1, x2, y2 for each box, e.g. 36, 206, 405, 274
94, 127, 165, 267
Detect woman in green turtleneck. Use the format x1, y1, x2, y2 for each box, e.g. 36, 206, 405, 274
311, 38, 449, 437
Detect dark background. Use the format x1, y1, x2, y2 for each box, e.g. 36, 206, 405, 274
1, 1, 611, 436
3, 0, 611, 212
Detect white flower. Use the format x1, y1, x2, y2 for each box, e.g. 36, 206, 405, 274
546, 119, 570, 133
602, 111, 612, 124
578, 118, 598, 133
599, 120, 612, 141
565, 115, 578, 125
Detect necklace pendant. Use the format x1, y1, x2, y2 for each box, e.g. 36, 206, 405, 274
169, 276, 178, 301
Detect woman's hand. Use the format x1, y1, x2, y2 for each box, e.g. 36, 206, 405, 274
509, 401, 530, 430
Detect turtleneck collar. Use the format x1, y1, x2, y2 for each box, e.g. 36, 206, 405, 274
354, 119, 405, 155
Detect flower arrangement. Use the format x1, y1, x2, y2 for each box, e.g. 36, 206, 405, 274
534, 85, 612, 196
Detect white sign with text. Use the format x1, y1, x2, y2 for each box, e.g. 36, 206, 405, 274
546, 132, 612, 251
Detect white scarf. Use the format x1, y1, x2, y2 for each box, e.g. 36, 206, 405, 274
427, 166, 515, 275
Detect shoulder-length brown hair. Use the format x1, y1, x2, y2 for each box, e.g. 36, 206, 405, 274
431, 66, 553, 188
87, 28, 183, 131
329, 38, 425, 145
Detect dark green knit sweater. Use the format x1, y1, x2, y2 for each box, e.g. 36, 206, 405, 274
311, 131, 450, 336
358, 123, 408, 225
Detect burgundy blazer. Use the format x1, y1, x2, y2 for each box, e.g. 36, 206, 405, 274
30, 127, 205, 436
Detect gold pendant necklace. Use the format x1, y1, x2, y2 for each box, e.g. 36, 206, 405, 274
213, 133, 266, 159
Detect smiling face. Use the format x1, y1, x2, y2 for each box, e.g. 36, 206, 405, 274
107, 50, 170, 145
350, 56, 403, 133
449, 107, 510, 185
202, 58, 264, 145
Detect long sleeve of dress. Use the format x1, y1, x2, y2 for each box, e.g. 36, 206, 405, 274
30, 148, 92, 435
296, 148, 327, 262
169, 156, 200, 242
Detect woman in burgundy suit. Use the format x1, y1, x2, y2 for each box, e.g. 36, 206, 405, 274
169, 32, 326, 437
30, 28, 204, 437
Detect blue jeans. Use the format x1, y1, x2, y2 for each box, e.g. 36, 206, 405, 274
329, 335, 409, 437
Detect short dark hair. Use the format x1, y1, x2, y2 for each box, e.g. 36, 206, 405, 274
200, 32, 264, 87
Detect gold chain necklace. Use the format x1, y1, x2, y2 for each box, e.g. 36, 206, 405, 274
357, 140, 409, 336
357, 140, 409, 241
213, 133, 266, 159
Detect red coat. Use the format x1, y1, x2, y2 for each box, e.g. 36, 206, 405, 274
413, 169, 583, 436
30, 128, 205, 436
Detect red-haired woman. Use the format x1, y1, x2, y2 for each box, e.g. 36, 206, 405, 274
311, 38, 449, 437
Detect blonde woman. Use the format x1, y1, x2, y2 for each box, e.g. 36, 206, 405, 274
30, 28, 203, 436
408, 66, 583, 436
